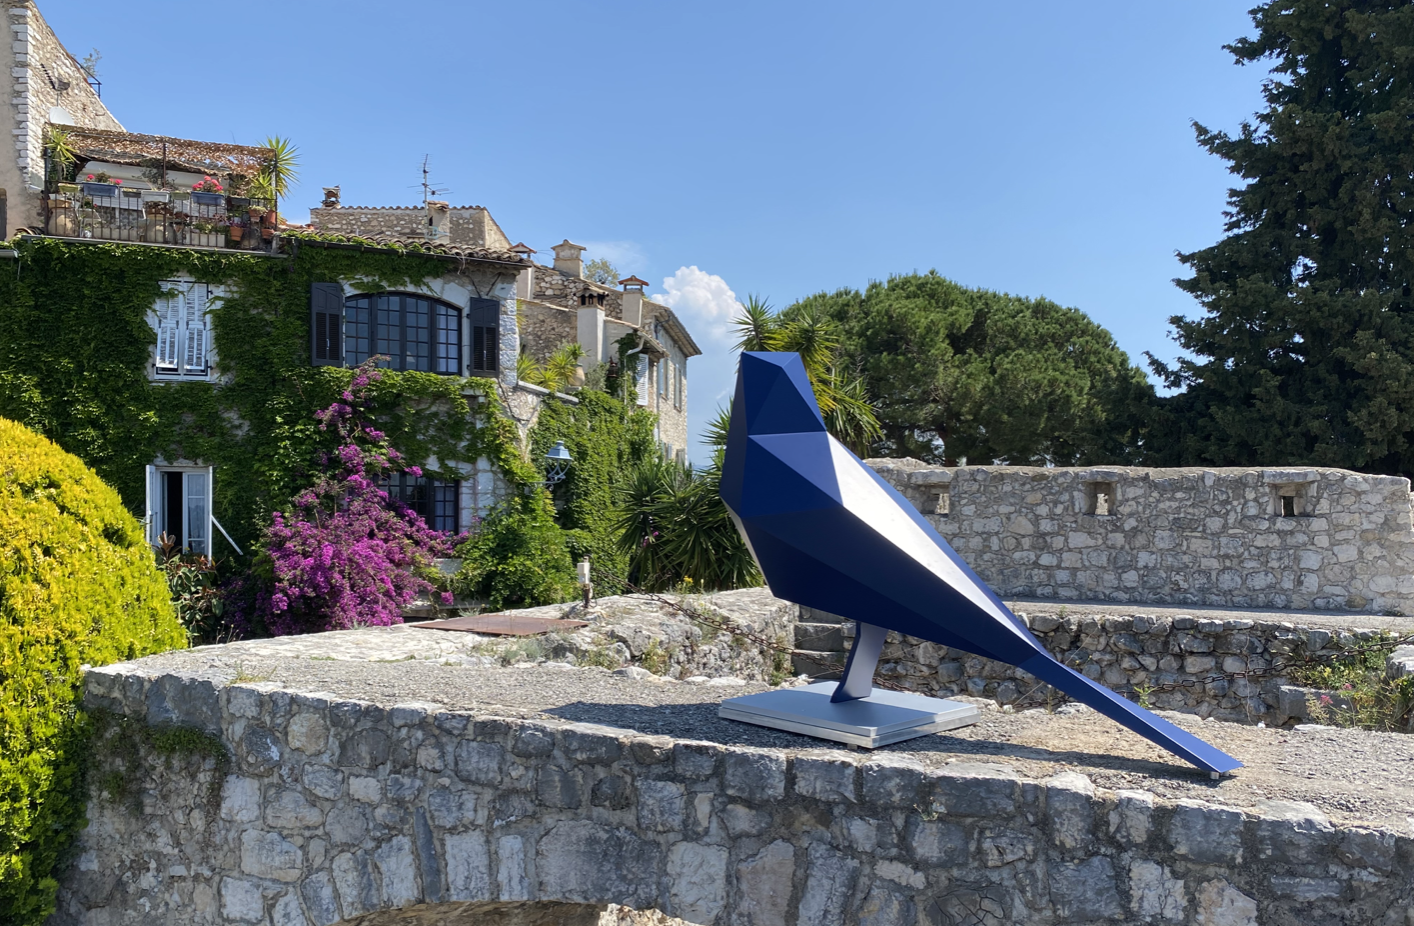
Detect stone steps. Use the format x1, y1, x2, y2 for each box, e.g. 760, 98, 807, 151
791, 650, 844, 678
793, 621, 845, 651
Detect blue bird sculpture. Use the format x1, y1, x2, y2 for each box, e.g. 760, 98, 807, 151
719, 351, 1242, 775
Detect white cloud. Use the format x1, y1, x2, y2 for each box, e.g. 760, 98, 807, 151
652, 265, 742, 350
653, 266, 745, 466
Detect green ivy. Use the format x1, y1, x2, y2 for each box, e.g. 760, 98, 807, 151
0, 236, 528, 555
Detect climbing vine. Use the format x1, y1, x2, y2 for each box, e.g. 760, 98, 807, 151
0, 235, 526, 556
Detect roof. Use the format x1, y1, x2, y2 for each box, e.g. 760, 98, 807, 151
646, 303, 703, 357
618, 275, 650, 287
54, 125, 273, 176
309, 204, 491, 212
281, 231, 527, 266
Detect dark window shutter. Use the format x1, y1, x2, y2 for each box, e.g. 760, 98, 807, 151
468, 298, 499, 375
310, 282, 344, 366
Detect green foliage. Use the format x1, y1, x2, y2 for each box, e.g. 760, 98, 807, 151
453, 495, 577, 610
42, 128, 78, 184
1152, 1, 1414, 476
733, 296, 882, 454
530, 388, 657, 594
613, 457, 761, 592
583, 258, 620, 286
0, 419, 185, 926
518, 342, 585, 394
156, 536, 224, 644
789, 272, 1153, 465
0, 236, 523, 557
257, 136, 300, 202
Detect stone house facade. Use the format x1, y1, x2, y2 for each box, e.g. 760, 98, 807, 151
311, 197, 703, 464
515, 240, 700, 464
0, 0, 123, 237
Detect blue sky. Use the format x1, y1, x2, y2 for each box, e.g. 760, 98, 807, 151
50, 1, 1268, 465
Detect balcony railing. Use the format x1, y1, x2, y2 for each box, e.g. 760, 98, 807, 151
43, 183, 274, 250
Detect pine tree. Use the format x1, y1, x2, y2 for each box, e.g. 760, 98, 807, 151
1153, 1, 1414, 475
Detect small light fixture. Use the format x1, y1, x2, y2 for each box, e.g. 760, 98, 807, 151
543, 440, 573, 485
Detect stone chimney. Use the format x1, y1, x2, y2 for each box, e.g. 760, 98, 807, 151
511, 243, 536, 300
425, 200, 450, 240
619, 275, 649, 327
552, 239, 586, 278
322, 186, 341, 208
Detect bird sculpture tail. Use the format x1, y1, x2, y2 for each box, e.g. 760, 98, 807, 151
1016, 653, 1243, 774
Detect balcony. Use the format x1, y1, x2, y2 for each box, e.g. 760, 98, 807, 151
46, 184, 275, 249
41, 125, 278, 252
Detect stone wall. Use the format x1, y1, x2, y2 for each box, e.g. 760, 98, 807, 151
309, 205, 510, 250
58, 661, 1414, 926
2, 0, 123, 235
840, 608, 1412, 727
868, 460, 1414, 614
517, 301, 579, 359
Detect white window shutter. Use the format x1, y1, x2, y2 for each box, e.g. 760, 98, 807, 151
184, 468, 212, 556
144, 464, 160, 546
636, 354, 649, 406
183, 285, 206, 374
155, 291, 181, 370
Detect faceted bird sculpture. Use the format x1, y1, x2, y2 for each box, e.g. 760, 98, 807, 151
719, 351, 1242, 775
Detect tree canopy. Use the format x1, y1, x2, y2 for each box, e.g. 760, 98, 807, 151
788, 272, 1152, 465
1151, 0, 1414, 475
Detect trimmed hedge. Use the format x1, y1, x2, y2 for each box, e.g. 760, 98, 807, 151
0, 418, 185, 925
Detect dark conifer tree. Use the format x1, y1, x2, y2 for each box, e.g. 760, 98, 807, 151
1152, 1, 1414, 475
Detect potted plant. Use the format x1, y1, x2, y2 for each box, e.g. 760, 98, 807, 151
226, 223, 244, 244
169, 189, 191, 202
191, 175, 224, 206
58, 182, 79, 195
79, 171, 119, 198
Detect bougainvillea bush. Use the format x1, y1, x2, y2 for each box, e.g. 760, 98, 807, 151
234, 362, 456, 636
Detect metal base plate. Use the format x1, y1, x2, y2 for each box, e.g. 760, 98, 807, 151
718, 682, 982, 748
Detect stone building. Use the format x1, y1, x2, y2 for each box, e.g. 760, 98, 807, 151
308, 186, 512, 252
515, 240, 700, 463
0, 0, 123, 236
310, 198, 703, 464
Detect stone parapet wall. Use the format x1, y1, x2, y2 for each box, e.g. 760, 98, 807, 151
517, 301, 578, 359
843, 609, 1409, 726
57, 663, 1414, 925
867, 460, 1414, 614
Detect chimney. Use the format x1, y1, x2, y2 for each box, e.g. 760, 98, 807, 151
510, 243, 537, 300
425, 200, 450, 240
551, 239, 586, 278
619, 275, 648, 327
322, 186, 341, 208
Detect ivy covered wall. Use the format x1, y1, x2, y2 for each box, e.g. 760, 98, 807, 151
0, 235, 530, 556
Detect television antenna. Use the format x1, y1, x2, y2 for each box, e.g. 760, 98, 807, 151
418, 155, 452, 207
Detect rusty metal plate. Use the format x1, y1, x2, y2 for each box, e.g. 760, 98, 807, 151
415, 615, 589, 636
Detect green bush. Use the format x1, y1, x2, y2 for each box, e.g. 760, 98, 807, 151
0, 418, 185, 925
454, 495, 578, 610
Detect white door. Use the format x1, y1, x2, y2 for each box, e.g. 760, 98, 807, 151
144, 464, 160, 546
145, 465, 214, 554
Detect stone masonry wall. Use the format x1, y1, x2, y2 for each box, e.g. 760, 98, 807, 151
3, 0, 123, 235
57, 663, 1414, 926
517, 301, 579, 360
834, 608, 1409, 727
868, 460, 1414, 614
309, 206, 505, 249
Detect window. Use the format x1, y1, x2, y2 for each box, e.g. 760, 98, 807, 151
145, 465, 212, 554
384, 473, 459, 532
152, 281, 219, 380
1085, 481, 1116, 516
344, 293, 461, 374
658, 358, 667, 398
1272, 484, 1311, 517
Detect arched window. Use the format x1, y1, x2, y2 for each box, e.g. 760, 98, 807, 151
343, 292, 463, 374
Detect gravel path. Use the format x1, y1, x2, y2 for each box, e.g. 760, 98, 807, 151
134, 651, 1414, 833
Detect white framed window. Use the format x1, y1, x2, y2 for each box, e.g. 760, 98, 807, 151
658, 357, 667, 398
145, 464, 213, 555
151, 280, 221, 381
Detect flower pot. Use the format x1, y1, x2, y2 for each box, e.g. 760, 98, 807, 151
227, 225, 244, 244
261, 227, 274, 241
192, 191, 223, 207
58, 183, 79, 194
169, 190, 192, 202
228, 196, 250, 209
248, 206, 266, 221
81, 182, 118, 198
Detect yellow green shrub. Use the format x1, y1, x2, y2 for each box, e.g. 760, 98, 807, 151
0, 418, 185, 925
